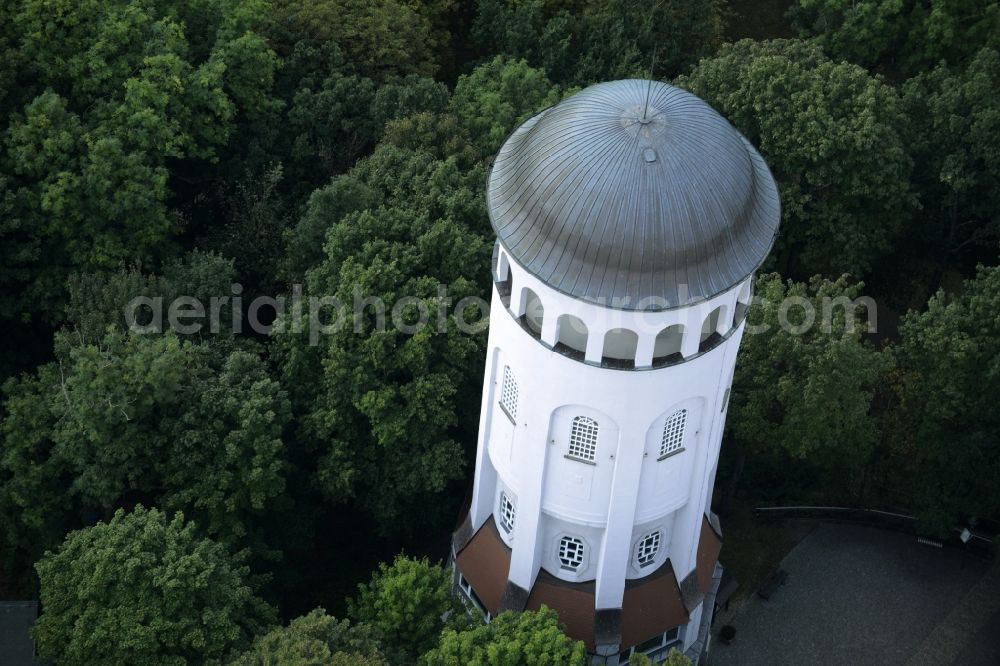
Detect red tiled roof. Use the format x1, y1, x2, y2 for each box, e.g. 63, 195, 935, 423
454, 513, 723, 653
621, 560, 690, 649
454, 517, 510, 615
697, 514, 723, 594
526, 570, 598, 649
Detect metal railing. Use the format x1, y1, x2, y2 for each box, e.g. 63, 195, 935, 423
753, 505, 997, 558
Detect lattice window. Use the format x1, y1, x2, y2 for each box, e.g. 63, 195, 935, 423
558, 536, 586, 571
660, 409, 687, 457
568, 416, 599, 461
499, 366, 518, 420
498, 492, 515, 533
458, 574, 490, 622
635, 531, 661, 568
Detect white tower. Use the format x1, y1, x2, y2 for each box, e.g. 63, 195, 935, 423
452, 80, 780, 665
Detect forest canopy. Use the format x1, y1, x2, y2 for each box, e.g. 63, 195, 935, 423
1, 0, 999, 663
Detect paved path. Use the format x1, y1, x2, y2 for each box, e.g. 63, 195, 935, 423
709, 524, 996, 666
0, 602, 37, 665
953, 605, 1000, 665
906, 559, 1000, 666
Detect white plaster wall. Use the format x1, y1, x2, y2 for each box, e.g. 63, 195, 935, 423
468, 244, 750, 619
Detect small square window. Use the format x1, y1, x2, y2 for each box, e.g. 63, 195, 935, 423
498, 492, 515, 534
635, 530, 661, 568
499, 366, 518, 421
558, 536, 586, 571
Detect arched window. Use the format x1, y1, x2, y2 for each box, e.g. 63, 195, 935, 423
499, 366, 518, 421
567, 416, 599, 462
520, 288, 544, 336
660, 409, 687, 458
498, 492, 515, 534
734, 279, 752, 327
496, 249, 512, 307
699, 306, 726, 353
558, 536, 586, 571
555, 314, 588, 358
497, 248, 511, 282
602, 328, 639, 368
653, 324, 684, 365
635, 530, 662, 568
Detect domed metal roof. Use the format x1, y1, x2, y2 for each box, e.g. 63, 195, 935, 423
487, 79, 780, 311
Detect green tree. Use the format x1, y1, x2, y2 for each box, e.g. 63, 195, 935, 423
663, 647, 693, 666
0, 332, 289, 568
272, 203, 490, 527
273, 97, 498, 528
201, 165, 292, 294
0, 2, 22, 115
631, 651, 692, 666
348, 555, 465, 660
791, 0, 1000, 78
348, 143, 489, 230
231, 608, 387, 666
890, 263, 1000, 533
449, 56, 562, 157
283, 175, 382, 281
34, 506, 275, 666
679, 40, 915, 279
729, 273, 890, 501
267, 0, 440, 81
210, 29, 285, 160
421, 608, 588, 666
2, 89, 174, 322
2, 0, 276, 323
64, 250, 237, 345
901, 48, 1000, 260
472, 0, 724, 86
285, 71, 447, 189
0, 172, 43, 327
380, 112, 480, 167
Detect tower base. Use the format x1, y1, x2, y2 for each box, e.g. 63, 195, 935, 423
451, 514, 725, 665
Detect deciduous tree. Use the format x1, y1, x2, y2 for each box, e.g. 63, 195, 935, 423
2, 0, 276, 322
64, 250, 236, 344
422, 608, 588, 666
0, 332, 289, 568
449, 55, 561, 157
348, 555, 465, 660
232, 608, 387, 666
890, 263, 1000, 533
34, 506, 275, 666
791, 0, 1000, 78
901, 48, 1000, 260
729, 273, 889, 500
680, 40, 915, 280
267, 0, 440, 81
472, 0, 724, 86
630, 651, 693, 666
272, 203, 490, 527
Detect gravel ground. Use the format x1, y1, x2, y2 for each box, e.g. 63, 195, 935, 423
708, 523, 995, 666
953, 606, 1000, 666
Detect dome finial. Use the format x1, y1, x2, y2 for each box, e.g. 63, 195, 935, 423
641, 47, 658, 123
